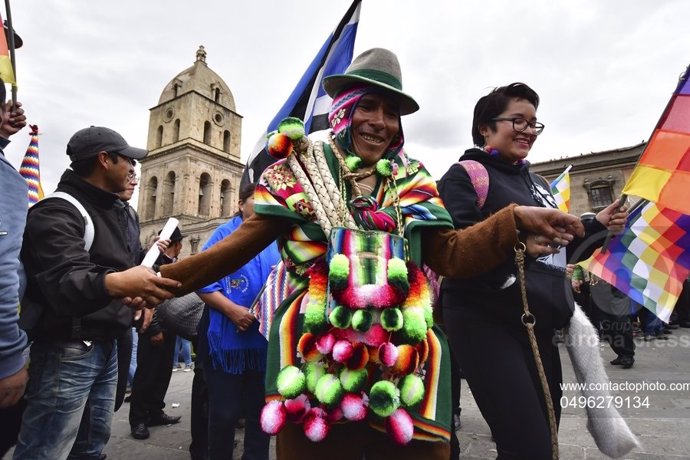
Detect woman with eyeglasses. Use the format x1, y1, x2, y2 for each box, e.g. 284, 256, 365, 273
437, 83, 628, 459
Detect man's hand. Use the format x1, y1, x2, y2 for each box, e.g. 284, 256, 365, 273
514, 206, 585, 247
105, 266, 180, 308
150, 332, 164, 347
139, 307, 155, 333
0, 102, 27, 139
229, 307, 256, 332
155, 239, 171, 253
596, 199, 629, 235
0, 367, 28, 408
198, 291, 256, 332
524, 233, 563, 258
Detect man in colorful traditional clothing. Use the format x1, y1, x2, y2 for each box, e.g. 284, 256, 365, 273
160, 48, 584, 459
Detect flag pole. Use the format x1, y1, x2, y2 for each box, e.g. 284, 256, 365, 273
4, 0, 16, 106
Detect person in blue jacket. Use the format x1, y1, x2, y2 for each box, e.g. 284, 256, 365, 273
197, 183, 280, 460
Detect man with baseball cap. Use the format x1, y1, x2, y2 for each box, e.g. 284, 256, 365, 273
14, 126, 180, 459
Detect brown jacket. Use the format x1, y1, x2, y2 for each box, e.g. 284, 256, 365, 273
161, 204, 520, 295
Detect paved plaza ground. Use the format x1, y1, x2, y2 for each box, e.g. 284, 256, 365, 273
96, 327, 690, 459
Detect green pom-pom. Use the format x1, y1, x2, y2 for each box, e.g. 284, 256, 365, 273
387, 258, 409, 293
380, 308, 404, 332
399, 374, 425, 408
304, 362, 327, 394
329, 254, 350, 291
277, 117, 306, 140
400, 307, 427, 343
351, 309, 372, 332
376, 159, 394, 177
304, 301, 327, 334
328, 305, 352, 329
315, 373, 344, 406
345, 155, 362, 171
339, 367, 368, 393
423, 304, 434, 329
277, 365, 306, 399
369, 380, 400, 418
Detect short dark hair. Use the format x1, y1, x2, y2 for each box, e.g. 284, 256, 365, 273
71, 151, 120, 177
471, 82, 540, 147
234, 183, 257, 217
238, 183, 256, 203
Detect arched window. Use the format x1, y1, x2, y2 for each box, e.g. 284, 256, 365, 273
156, 125, 163, 148
203, 121, 211, 145
214, 87, 221, 102
198, 173, 212, 216
145, 176, 158, 220
173, 119, 180, 142
162, 171, 176, 217
584, 176, 616, 212
220, 179, 233, 217
223, 130, 231, 153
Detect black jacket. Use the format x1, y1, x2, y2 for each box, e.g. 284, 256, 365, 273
438, 148, 606, 314
20, 170, 134, 341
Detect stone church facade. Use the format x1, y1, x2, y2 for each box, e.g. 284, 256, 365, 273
137, 47, 245, 257
137, 46, 646, 257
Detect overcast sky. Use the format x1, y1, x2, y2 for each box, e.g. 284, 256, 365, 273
3, 0, 688, 203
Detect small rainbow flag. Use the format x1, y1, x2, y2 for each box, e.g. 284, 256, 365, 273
580, 200, 690, 322
0, 13, 16, 84
19, 125, 44, 207
622, 65, 690, 214
550, 165, 571, 213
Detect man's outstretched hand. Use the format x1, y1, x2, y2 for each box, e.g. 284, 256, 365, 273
105, 266, 180, 309
515, 206, 585, 247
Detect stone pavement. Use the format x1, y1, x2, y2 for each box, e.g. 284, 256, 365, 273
66, 328, 690, 459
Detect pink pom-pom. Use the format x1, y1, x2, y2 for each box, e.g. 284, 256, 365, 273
386, 408, 414, 445
326, 406, 344, 422
303, 407, 330, 442
340, 392, 368, 421
284, 394, 311, 423
378, 342, 399, 368
332, 339, 354, 363
267, 132, 293, 159
260, 400, 287, 435
316, 332, 336, 355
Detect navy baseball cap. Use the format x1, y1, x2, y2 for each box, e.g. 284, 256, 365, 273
67, 126, 147, 162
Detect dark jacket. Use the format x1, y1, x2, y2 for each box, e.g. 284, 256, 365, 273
20, 170, 134, 341
438, 148, 606, 317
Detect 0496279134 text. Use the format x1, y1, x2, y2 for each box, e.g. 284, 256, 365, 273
560, 395, 650, 409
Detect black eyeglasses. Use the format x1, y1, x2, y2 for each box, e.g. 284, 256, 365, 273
492, 117, 545, 135
109, 152, 137, 167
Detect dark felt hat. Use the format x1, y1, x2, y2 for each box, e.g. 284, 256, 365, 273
322, 48, 419, 115
159, 227, 186, 243
66, 126, 147, 162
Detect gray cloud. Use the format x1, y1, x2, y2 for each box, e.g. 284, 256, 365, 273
3, 0, 688, 202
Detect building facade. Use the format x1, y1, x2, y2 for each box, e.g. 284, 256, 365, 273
138, 46, 244, 257
531, 143, 645, 217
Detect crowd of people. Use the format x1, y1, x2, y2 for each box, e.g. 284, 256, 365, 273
2, 41, 675, 460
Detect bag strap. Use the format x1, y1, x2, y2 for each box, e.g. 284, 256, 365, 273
514, 242, 559, 460
456, 160, 489, 210
43, 191, 95, 251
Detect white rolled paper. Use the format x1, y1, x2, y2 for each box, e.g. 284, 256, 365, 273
141, 217, 179, 268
